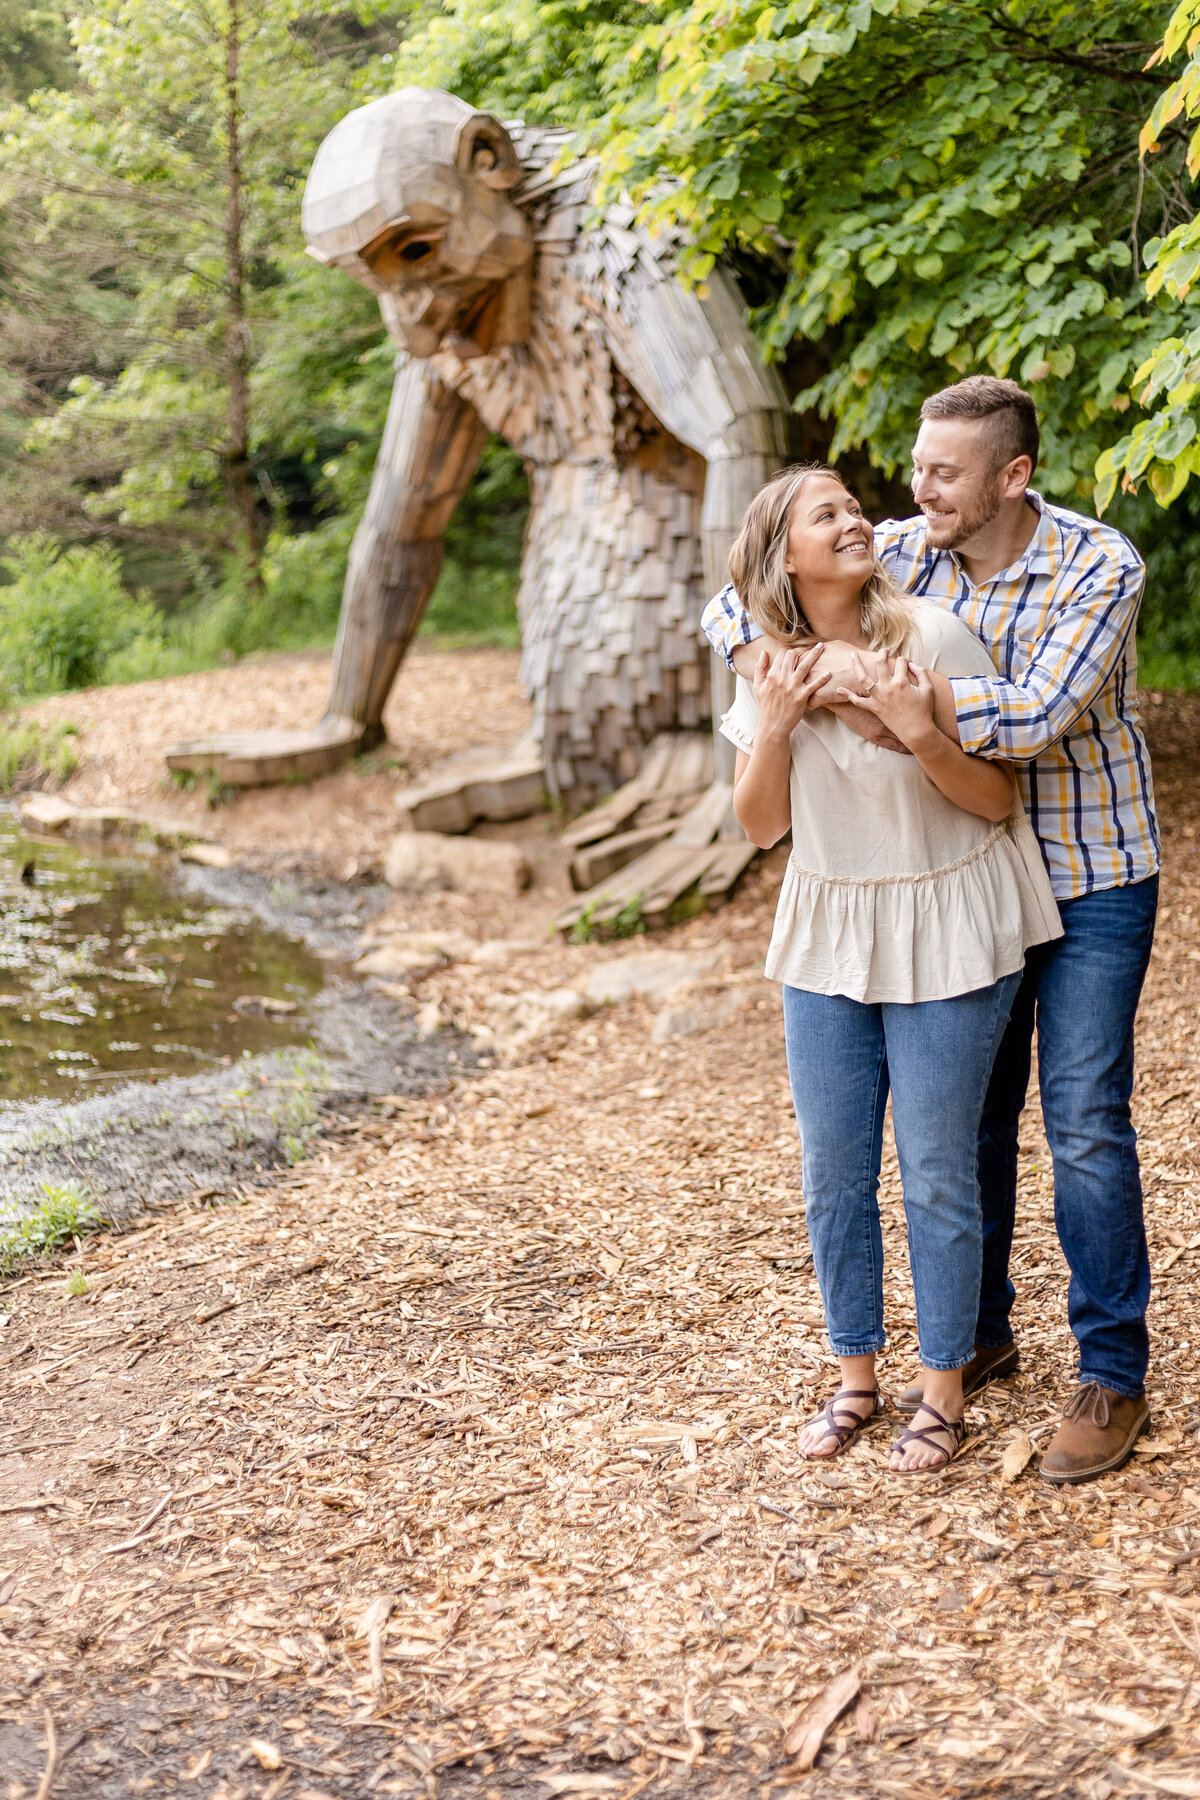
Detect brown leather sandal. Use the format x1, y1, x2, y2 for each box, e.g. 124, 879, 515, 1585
799, 1388, 882, 1460
891, 1400, 965, 1473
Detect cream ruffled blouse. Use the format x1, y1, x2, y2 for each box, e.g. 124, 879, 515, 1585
720, 600, 1063, 1004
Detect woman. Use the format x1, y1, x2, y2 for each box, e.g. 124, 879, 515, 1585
722, 464, 1061, 1473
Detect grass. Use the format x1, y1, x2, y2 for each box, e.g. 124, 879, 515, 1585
0, 713, 79, 792
1138, 649, 1200, 693
569, 896, 648, 945
0, 1180, 104, 1275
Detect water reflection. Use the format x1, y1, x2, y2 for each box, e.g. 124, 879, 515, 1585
0, 815, 329, 1100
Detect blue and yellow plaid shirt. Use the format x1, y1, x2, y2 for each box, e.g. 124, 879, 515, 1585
701, 492, 1158, 901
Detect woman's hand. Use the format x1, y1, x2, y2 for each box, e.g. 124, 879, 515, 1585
752, 642, 831, 740
837, 651, 1015, 821
838, 652, 937, 752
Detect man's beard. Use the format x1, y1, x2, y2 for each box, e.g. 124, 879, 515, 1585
922, 472, 1005, 549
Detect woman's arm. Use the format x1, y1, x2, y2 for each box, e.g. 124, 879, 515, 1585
840, 655, 1015, 823
732, 643, 829, 847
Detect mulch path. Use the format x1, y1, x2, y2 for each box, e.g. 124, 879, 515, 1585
2, 693, 1199, 1799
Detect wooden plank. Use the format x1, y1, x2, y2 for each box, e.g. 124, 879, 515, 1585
394, 731, 545, 832
629, 792, 700, 828
698, 837, 760, 901
638, 845, 725, 916
554, 777, 736, 933
558, 781, 649, 849
569, 819, 679, 892
670, 780, 735, 847
587, 846, 703, 924
558, 734, 683, 848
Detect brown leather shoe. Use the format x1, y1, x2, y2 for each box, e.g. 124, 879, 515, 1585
896, 1341, 1019, 1415
1040, 1383, 1150, 1485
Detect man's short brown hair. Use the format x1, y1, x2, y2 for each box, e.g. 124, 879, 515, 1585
919, 376, 1039, 475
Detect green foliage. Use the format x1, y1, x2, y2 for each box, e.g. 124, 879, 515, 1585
1098, 2, 1200, 513
0, 534, 163, 693
401, 1, 1170, 503
422, 439, 526, 644
0, 1180, 103, 1273
0, 713, 79, 791
569, 895, 647, 943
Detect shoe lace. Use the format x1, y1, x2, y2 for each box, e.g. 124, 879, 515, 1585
1062, 1382, 1112, 1428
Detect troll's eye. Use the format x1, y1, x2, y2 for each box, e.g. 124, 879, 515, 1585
399, 240, 434, 263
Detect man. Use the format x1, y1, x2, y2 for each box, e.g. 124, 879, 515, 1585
702, 375, 1159, 1484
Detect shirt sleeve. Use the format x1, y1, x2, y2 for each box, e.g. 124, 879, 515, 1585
701, 582, 762, 670
948, 546, 1145, 762
718, 675, 760, 754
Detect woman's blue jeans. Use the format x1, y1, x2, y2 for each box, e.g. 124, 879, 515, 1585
782, 974, 1021, 1371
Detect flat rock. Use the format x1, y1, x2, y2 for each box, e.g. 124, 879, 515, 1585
584, 950, 718, 1008
355, 928, 478, 978
467, 938, 548, 966
18, 795, 77, 831
19, 796, 131, 837
179, 842, 233, 869
384, 832, 530, 897
651, 990, 751, 1041
484, 986, 594, 1059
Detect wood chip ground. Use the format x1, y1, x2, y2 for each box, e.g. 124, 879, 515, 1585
2, 680, 1199, 1799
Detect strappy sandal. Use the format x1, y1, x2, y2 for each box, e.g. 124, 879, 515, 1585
891, 1400, 965, 1473
799, 1387, 882, 1460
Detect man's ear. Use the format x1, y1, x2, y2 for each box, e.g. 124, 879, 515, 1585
1001, 454, 1034, 499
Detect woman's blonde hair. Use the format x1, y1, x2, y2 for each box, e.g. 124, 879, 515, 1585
727, 463, 912, 657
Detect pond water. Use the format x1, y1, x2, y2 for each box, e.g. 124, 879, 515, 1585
0, 814, 333, 1101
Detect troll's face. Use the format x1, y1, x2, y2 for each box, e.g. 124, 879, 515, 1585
303, 87, 533, 359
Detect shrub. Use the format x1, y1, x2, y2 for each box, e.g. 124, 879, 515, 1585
0, 535, 166, 694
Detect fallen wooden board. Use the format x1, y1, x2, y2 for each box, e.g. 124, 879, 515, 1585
555, 780, 749, 933
569, 819, 679, 891
559, 734, 713, 849
395, 732, 545, 833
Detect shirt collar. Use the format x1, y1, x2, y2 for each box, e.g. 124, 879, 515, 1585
944, 489, 1058, 583
1019, 491, 1059, 575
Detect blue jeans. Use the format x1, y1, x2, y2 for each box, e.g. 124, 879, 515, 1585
975, 874, 1158, 1399
782, 975, 1020, 1370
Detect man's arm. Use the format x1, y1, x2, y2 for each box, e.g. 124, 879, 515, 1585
923, 550, 1145, 762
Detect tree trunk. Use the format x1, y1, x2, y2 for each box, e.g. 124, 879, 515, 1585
221, 0, 261, 591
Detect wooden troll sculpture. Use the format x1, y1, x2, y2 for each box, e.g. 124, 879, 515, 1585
172, 88, 792, 806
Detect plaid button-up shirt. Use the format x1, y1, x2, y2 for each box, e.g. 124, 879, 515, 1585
701, 493, 1158, 901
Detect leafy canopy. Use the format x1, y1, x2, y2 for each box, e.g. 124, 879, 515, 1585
399, 0, 1179, 505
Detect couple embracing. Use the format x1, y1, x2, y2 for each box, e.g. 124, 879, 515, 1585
704, 375, 1158, 1481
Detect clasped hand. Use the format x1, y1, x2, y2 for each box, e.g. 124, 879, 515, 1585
838, 651, 937, 751
751, 642, 832, 737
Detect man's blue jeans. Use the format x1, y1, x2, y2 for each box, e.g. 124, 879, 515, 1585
782, 975, 1020, 1371
975, 874, 1158, 1399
